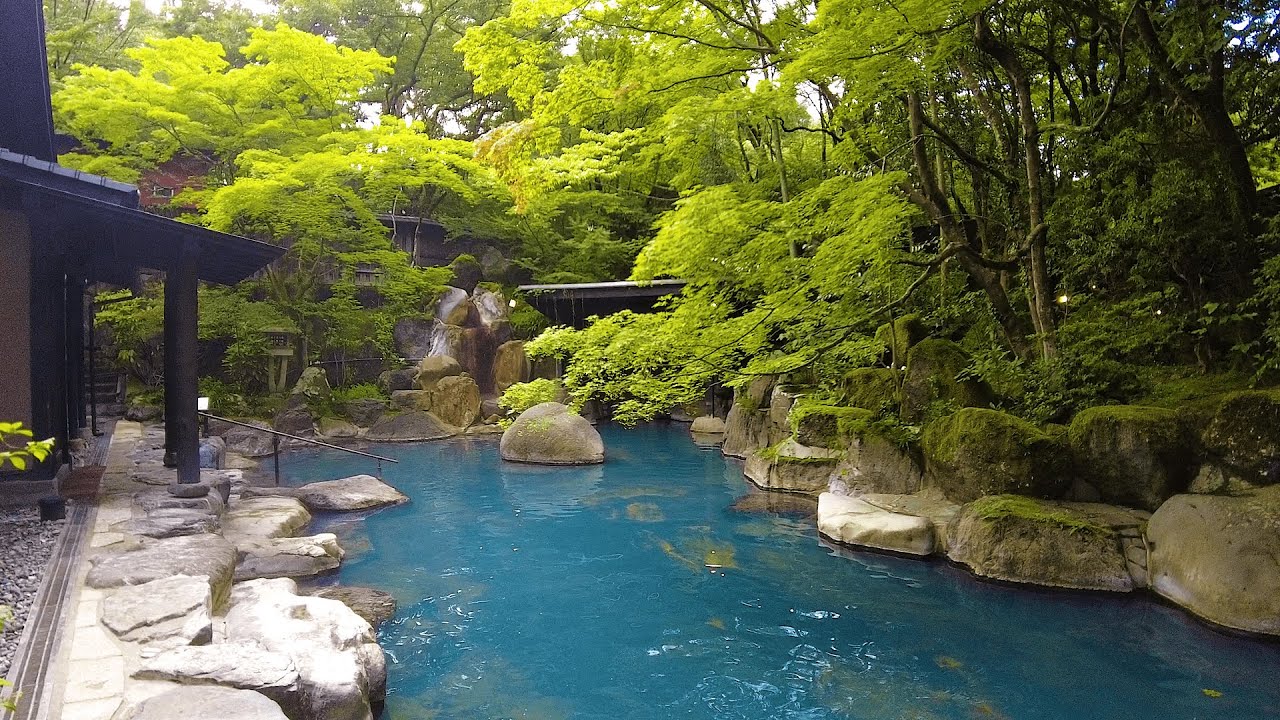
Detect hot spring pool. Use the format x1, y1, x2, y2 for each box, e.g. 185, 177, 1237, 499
279, 425, 1280, 719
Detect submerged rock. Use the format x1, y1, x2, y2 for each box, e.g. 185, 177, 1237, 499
308, 586, 397, 629
500, 402, 604, 465
1147, 486, 1280, 636
817, 492, 935, 556
946, 496, 1137, 592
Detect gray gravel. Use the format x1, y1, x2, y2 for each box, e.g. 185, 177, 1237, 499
0, 507, 65, 679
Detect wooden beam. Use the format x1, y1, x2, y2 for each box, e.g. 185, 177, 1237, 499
163, 241, 201, 485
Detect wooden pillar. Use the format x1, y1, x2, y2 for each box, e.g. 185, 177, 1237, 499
163, 241, 201, 486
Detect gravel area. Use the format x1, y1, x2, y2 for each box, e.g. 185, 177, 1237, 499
0, 507, 65, 679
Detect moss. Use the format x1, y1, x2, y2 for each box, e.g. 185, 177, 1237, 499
921, 407, 1069, 501
875, 313, 928, 360
1200, 389, 1280, 479
970, 495, 1113, 537
841, 368, 899, 411
902, 339, 991, 423
788, 399, 872, 447
1068, 404, 1185, 448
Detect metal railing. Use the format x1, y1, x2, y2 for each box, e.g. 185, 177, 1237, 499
199, 412, 399, 486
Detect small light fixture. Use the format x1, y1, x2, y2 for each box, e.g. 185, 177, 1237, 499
1057, 294, 1071, 305
1155, 309, 1163, 316
509, 299, 517, 308
197, 396, 210, 412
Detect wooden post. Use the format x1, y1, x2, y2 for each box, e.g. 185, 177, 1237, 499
164, 241, 202, 486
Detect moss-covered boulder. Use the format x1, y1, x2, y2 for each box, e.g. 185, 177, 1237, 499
1199, 390, 1280, 485
829, 432, 923, 496
1068, 405, 1193, 511
1147, 486, 1280, 636
788, 401, 870, 448
500, 402, 604, 465
921, 408, 1069, 503
364, 411, 458, 442
723, 381, 790, 458
840, 368, 899, 412
875, 313, 928, 361
947, 496, 1138, 592
901, 339, 991, 423
743, 439, 840, 494
416, 355, 464, 390
290, 366, 331, 406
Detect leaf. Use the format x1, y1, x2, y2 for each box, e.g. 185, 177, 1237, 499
1202, 689, 1223, 699
9, 455, 26, 471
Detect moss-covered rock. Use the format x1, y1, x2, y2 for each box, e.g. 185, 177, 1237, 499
290, 366, 331, 406
900, 339, 991, 423
1199, 390, 1280, 485
744, 439, 840, 494
828, 431, 923, 496
921, 408, 1070, 503
840, 368, 899, 412
789, 401, 871, 448
1068, 405, 1193, 511
733, 376, 777, 413
723, 382, 790, 458
875, 313, 928, 361
500, 402, 604, 465
946, 496, 1138, 592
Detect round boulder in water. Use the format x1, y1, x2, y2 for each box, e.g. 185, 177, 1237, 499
500, 402, 604, 465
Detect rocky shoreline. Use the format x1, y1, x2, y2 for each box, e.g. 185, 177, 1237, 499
693, 362, 1280, 639
0, 507, 65, 679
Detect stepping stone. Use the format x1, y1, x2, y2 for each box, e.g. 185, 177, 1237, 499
224, 497, 311, 539
127, 508, 220, 539
134, 643, 301, 718
102, 575, 212, 649
116, 685, 289, 720
294, 474, 408, 512
87, 535, 236, 610
234, 534, 344, 581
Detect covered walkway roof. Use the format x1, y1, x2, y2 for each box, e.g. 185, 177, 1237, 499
517, 279, 687, 328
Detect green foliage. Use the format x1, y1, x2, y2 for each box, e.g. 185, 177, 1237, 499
0, 422, 56, 472
331, 383, 388, 406
970, 496, 1113, 538
498, 379, 562, 417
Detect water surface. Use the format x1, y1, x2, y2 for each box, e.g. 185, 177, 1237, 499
280, 425, 1280, 719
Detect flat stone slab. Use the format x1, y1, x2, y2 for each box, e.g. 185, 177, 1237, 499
134, 643, 301, 718
295, 474, 409, 512
817, 492, 935, 556
102, 575, 212, 649
116, 685, 289, 720
234, 534, 344, 581
87, 535, 236, 609
127, 508, 220, 539
860, 490, 962, 552
307, 586, 397, 629
224, 497, 311, 539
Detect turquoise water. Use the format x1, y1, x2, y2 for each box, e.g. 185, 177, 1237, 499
279, 425, 1280, 720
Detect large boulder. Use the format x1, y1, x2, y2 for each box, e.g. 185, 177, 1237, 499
817, 492, 935, 556
390, 389, 431, 411
316, 417, 360, 439
392, 317, 435, 362
289, 366, 331, 406
857, 490, 962, 553
449, 255, 484, 293
946, 496, 1137, 592
86, 535, 237, 610
744, 439, 840, 494
222, 424, 277, 458
901, 339, 991, 423
295, 474, 408, 512
364, 411, 459, 442
227, 578, 386, 720
1069, 405, 1193, 511
493, 340, 530, 393
828, 430, 923, 496
921, 408, 1070, 503
722, 381, 790, 458
376, 368, 418, 394
500, 402, 604, 465
415, 355, 463, 390
1199, 390, 1280, 485
342, 398, 387, 427
435, 287, 474, 326
134, 644, 301, 719
690, 416, 726, 434
875, 314, 928, 361
272, 408, 315, 436
1146, 486, 1280, 636
116, 686, 289, 720
102, 575, 212, 649
307, 587, 397, 630
429, 374, 481, 428
841, 368, 899, 412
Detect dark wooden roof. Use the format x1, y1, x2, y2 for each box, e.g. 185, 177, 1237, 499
516, 279, 687, 328
0, 150, 284, 286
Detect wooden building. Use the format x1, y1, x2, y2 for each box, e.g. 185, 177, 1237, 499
0, 1, 283, 495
